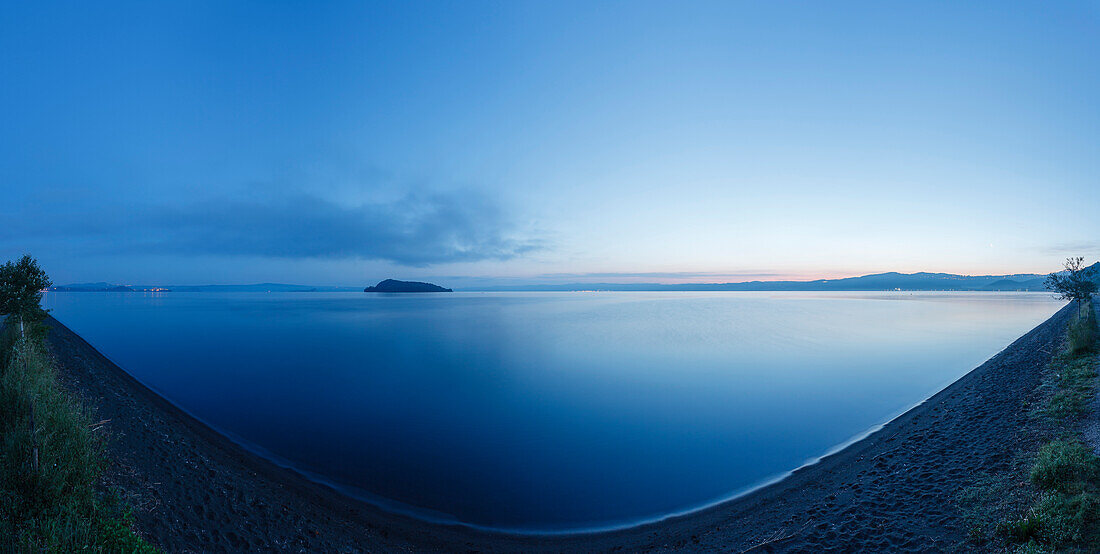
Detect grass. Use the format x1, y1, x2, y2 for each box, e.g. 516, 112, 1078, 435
960, 299, 1100, 553
0, 320, 157, 553
958, 463, 1037, 547
1044, 353, 1098, 420
1069, 302, 1100, 355
1030, 441, 1100, 493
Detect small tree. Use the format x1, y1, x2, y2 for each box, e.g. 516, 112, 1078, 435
1045, 257, 1098, 316
0, 254, 52, 337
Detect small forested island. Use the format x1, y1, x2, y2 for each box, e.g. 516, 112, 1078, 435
364, 279, 452, 292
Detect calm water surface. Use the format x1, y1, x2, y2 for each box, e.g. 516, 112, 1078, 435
45, 291, 1061, 531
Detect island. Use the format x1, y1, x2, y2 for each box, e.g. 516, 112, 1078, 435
363, 279, 452, 293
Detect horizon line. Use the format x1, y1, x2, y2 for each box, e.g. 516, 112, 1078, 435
48, 264, 1087, 290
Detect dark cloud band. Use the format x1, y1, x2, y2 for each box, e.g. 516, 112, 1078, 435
1, 190, 542, 266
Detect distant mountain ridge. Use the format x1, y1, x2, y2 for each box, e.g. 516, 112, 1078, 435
166, 283, 361, 292
48, 283, 361, 292
46, 263, 1100, 293
49, 282, 155, 292
465, 270, 1063, 292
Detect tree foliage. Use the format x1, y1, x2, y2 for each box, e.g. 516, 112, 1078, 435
1046, 257, 1098, 306
0, 254, 51, 325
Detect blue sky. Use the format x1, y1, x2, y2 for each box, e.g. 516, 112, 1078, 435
1, 1, 1098, 287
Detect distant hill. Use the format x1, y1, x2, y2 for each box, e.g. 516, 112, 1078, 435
466, 271, 1057, 292
982, 278, 1048, 291
49, 265, 1097, 294
166, 283, 360, 292
49, 282, 361, 293
49, 282, 138, 292
364, 279, 452, 293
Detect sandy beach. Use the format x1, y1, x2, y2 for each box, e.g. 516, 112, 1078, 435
45, 302, 1074, 552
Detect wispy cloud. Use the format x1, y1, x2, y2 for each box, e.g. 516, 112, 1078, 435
1, 189, 543, 266
1035, 241, 1100, 256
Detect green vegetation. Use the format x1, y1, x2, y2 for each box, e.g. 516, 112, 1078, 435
0, 255, 155, 552
1069, 304, 1099, 356
1012, 303, 1100, 553
963, 299, 1100, 553
1030, 440, 1100, 493
959, 298, 1100, 552
1044, 333, 1099, 421
1046, 257, 1099, 320
959, 462, 1038, 547
0, 255, 52, 344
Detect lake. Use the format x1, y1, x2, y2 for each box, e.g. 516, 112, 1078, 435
44, 291, 1061, 531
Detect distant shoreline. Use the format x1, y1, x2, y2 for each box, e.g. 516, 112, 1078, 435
47, 267, 1072, 294
46, 303, 1073, 550
48, 287, 1051, 293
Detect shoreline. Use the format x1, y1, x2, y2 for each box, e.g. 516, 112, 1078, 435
46, 302, 1074, 551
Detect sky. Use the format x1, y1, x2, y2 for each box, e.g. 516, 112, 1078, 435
1, 1, 1098, 287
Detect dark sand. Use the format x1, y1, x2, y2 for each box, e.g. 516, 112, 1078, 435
46, 303, 1073, 552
